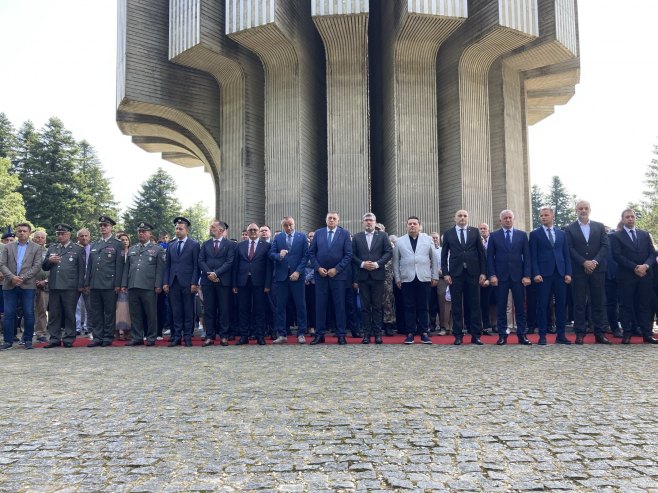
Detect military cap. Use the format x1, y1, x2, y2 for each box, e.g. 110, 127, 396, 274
173, 216, 191, 227
54, 223, 73, 233
98, 215, 116, 226
1, 231, 15, 240
137, 222, 154, 231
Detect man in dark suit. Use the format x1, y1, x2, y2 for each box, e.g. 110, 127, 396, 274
163, 217, 200, 347
529, 206, 573, 345
611, 208, 658, 344
199, 220, 235, 346
0, 223, 44, 350
487, 209, 532, 345
441, 210, 487, 345
232, 222, 272, 346
309, 211, 353, 345
269, 216, 309, 344
565, 200, 612, 344
352, 212, 393, 344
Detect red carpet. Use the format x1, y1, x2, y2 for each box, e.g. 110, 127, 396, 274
32, 333, 645, 347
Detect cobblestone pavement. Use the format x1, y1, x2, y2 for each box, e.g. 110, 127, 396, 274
1, 345, 657, 492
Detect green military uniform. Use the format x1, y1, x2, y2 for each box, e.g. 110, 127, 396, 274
86, 216, 125, 346
42, 225, 86, 346
121, 224, 165, 345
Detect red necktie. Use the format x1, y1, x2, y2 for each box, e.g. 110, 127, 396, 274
214, 239, 219, 255
248, 240, 255, 260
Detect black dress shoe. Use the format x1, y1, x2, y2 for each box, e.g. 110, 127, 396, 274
310, 336, 325, 345
87, 341, 103, 348
518, 336, 533, 346
595, 335, 612, 344
621, 335, 631, 344
257, 337, 266, 346
337, 336, 347, 345
496, 336, 507, 346
555, 336, 572, 345
168, 340, 180, 347
575, 334, 584, 345
374, 335, 383, 344
146, 340, 156, 346
643, 336, 658, 344
202, 339, 214, 347
453, 336, 463, 346
220, 338, 229, 346
361, 336, 370, 344
125, 340, 144, 346
183, 340, 192, 347
63, 343, 73, 348
470, 336, 483, 345
538, 335, 547, 345
102, 341, 113, 347
43, 342, 61, 349
236, 336, 249, 345
612, 329, 623, 338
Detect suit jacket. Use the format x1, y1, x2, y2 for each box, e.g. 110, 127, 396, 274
0, 240, 44, 290
121, 241, 165, 289
269, 230, 309, 282
351, 230, 393, 282
42, 242, 86, 290
564, 220, 608, 276
393, 234, 439, 283
441, 226, 486, 277
198, 237, 235, 286
164, 237, 201, 286
529, 226, 572, 278
232, 239, 272, 288
86, 237, 125, 289
611, 227, 656, 280
309, 226, 353, 281
487, 228, 531, 282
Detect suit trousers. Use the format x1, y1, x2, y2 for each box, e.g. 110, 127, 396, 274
2, 287, 35, 345
617, 275, 653, 337
401, 276, 431, 335
571, 272, 608, 335
128, 288, 157, 343
169, 279, 195, 343
450, 272, 482, 336
202, 283, 231, 340
90, 289, 117, 343
47, 289, 78, 344
272, 279, 307, 337
496, 279, 527, 335
358, 278, 385, 336
315, 276, 346, 337
605, 278, 619, 329
34, 288, 49, 338
535, 275, 567, 336
237, 277, 266, 338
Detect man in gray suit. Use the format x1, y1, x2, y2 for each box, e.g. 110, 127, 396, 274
392, 216, 439, 344
42, 224, 86, 348
352, 212, 393, 344
0, 223, 44, 350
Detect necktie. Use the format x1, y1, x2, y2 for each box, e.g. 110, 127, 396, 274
213, 239, 219, 255
505, 229, 512, 247
630, 229, 638, 247
286, 234, 292, 249
177, 240, 183, 255
547, 228, 555, 246
459, 228, 465, 246
328, 229, 334, 245
248, 240, 255, 260
366, 232, 372, 250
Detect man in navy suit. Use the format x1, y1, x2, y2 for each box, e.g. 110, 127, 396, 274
529, 206, 573, 345
564, 200, 612, 344
611, 208, 658, 344
441, 210, 487, 345
199, 220, 235, 346
309, 211, 353, 345
163, 217, 200, 347
269, 216, 309, 344
352, 212, 393, 344
487, 209, 532, 345
232, 223, 272, 346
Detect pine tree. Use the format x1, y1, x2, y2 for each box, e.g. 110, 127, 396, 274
636, 142, 658, 238
123, 168, 182, 235
0, 113, 17, 160
546, 176, 576, 228
530, 185, 545, 229
0, 157, 27, 227
181, 201, 212, 241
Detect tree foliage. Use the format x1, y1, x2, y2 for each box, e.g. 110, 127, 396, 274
123, 168, 182, 236
0, 157, 26, 227
531, 176, 577, 229
635, 142, 658, 239
530, 185, 545, 229
0, 112, 17, 160
181, 201, 211, 241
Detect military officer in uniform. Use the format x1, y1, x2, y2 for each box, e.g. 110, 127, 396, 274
121, 222, 165, 346
86, 215, 125, 347
42, 224, 86, 348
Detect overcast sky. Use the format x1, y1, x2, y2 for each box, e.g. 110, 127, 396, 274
1, 0, 657, 228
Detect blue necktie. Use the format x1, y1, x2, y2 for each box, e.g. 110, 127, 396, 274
630, 229, 638, 247
177, 240, 183, 255
286, 234, 292, 249
547, 228, 555, 246
505, 229, 512, 247
328, 230, 334, 245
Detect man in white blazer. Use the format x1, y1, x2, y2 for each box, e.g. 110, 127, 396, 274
392, 216, 439, 344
